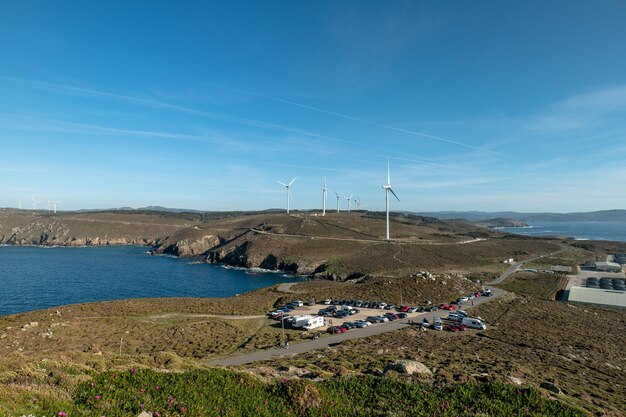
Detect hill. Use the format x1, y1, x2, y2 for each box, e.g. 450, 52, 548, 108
152, 212, 561, 279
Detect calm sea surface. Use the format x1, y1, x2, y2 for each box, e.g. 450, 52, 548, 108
498, 221, 626, 242
0, 245, 303, 316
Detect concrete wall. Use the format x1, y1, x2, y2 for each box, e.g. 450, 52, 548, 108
568, 286, 626, 308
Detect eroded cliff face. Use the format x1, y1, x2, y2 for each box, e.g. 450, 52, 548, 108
0, 211, 190, 248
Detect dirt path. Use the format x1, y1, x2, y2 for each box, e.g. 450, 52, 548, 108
251, 228, 487, 246
277, 282, 304, 294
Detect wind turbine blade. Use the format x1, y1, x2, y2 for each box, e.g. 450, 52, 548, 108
289, 177, 297, 186
334, 190, 339, 197
324, 176, 326, 188
389, 188, 400, 202
387, 158, 391, 185
289, 189, 294, 201
278, 181, 287, 186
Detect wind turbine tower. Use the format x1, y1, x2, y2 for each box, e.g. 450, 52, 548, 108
382, 160, 400, 240
334, 190, 340, 212
345, 194, 353, 212
277, 177, 297, 214
321, 177, 327, 216
18, 199, 22, 209
51, 200, 61, 214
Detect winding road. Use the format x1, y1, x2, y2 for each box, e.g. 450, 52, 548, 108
208, 244, 566, 367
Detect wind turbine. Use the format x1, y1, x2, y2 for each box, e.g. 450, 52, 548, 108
18, 199, 22, 209
344, 194, 353, 212
334, 190, 340, 212
277, 177, 296, 213
47, 200, 53, 211
382, 160, 400, 240
321, 177, 327, 216
51, 200, 61, 214
31, 198, 40, 211
355, 197, 363, 210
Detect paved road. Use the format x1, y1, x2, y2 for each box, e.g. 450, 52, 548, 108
209, 287, 506, 367
489, 243, 568, 285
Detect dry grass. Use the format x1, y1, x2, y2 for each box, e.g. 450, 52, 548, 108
244, 295, 626, 416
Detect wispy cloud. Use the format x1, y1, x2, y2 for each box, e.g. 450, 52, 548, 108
527, 84, 626, 133
205, 82, 510, 158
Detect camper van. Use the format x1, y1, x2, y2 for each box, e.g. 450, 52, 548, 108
292, 315, 314, 328
302, 316, 325, 330
461, 317, 487, 330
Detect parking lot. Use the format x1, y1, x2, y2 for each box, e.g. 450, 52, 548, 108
268, 290, 492, 336
565, 268, 626, 290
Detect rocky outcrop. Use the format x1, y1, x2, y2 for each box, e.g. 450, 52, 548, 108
159, 235, 221, 257
384, 360, 433, 378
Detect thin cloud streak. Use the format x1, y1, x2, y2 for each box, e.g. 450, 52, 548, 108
208, 82, 511, 158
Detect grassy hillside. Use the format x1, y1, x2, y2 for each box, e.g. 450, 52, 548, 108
0, 209, 195, 246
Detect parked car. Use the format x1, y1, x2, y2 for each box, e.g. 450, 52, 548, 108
457, 296, 469, 303
480, 289, 492, 297
341, 322, 354, 329
327, 326, 341, 334
306, 299, 315, 306
422, 318, 430, 328
377, 315, 389, 323
433, 318, 443, 331
323, 299, 332, 305
445, 324, 467, 332
398, 312, 408, 319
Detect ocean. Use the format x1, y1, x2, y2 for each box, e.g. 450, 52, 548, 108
0, 245, 304, 316
497, 221, 626, 242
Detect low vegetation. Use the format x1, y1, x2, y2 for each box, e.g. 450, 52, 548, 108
10, 368, 585, 417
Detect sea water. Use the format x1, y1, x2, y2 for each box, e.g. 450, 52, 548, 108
0, 245, 303, 316
498, 221, 626, 242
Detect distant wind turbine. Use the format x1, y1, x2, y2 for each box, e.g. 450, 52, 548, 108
47, 200, 53, 211
321, 177, 327, 216
277, 177, 297, 213
334, 190, 340, 212
51, 200, 61, 214
31, 198, 40, 211
382, 160, 400, 240
344, 194, 353, 212
355, 197, 362, 210
18, 199, 22, 209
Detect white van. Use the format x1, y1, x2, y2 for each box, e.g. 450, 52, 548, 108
303, 316, 324, 330
462, 317, 487, 330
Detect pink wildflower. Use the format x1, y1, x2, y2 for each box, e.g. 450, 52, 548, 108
58, 412, 68, 417
95, 395, 102, 400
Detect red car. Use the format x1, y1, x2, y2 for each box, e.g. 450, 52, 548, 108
474, 292, 481, 298
439, 303, 450, 310
446, 324, 467, 332
400, 305, 411, 312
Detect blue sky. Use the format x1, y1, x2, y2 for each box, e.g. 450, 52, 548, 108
1, 1, 626, 212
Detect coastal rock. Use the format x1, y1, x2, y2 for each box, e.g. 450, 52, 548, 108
168, 235, 221, 257
384, 360, 432, 377
507, 376, 523, 385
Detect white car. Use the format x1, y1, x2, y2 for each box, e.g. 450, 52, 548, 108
379, 316, 389, 323
293, 300, 304, 307
323, 299, 331, 305
458, 296, 469, 303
